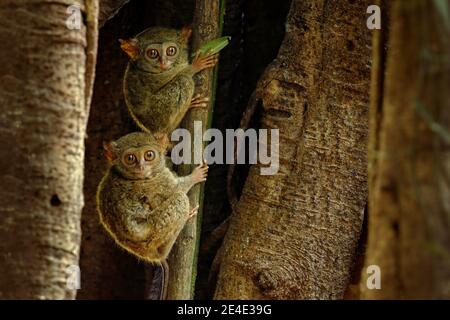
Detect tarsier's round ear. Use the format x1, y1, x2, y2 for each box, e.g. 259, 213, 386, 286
154, 133, 170, 152
119, 38, 140, 60
103, 141, 118, 162
180, 26, 192, 46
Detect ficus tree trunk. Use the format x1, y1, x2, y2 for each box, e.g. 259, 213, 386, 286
215, 0, 371, 299
196, 0, 292, 299
361, 0, 450, 299
0, 0, 98, 299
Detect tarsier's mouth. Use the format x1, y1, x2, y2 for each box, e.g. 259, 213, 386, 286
159, 62, 172, 70
130, 169, 151, 179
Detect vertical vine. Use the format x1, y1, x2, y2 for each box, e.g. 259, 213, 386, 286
167, 0, 225, 299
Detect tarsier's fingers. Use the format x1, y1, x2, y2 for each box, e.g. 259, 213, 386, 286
190, 94, 209, 108
201, 52, 218, 61
191, 94, 209, 104
201, 54, 219, 67
198, 169, 208, 177
206, 53, 219, 62
192, 51, 219, 73
190, 102, 208, 108
194, 162, 209, 181
189, 206, 199, 219
197, 162, 209, 172
203, 61, 218, 69
197, 53, 218, 67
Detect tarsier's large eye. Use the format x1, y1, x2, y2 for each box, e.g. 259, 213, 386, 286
144, 150, 156, 161
146, 48, 159, 59
166, 46, 177, 56
124, 153, 136, 165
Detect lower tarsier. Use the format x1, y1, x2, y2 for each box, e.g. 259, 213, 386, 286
96, 26, 226, 299
97, 132, 208, 299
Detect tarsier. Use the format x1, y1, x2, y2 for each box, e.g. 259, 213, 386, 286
119, 26, 219, 135
97, 132, 208, 299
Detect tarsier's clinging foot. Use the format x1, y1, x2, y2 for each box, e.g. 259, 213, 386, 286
190, 94, 209, 109
191, 51, 219, 73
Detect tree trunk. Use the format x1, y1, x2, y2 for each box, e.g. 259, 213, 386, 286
196, 0, 292, 299
0, 0, 98, 299
167, 0, 223, 300
361, 0, 450, 299
215, 0, 371, 299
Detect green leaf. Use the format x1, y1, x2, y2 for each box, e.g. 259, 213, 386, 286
194, 36, 231, 57
433, 0, 450, 30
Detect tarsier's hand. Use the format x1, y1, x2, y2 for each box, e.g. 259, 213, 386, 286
190, 94, 209, 109
191, 51, 219, 74
191, 162, 209, 184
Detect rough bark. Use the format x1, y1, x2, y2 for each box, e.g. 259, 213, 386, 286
196, 0, 292, 299
0, 0, 98, 299
361, 0, 450, 299
85, 0, 99, 112
167, 0, 222, 300
215, 0, 371, 299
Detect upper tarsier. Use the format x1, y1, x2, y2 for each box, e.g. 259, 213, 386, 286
120, 26, 219, 135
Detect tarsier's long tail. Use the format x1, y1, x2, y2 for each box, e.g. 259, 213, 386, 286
226, 90, 260, 212
159, 260, 169, 300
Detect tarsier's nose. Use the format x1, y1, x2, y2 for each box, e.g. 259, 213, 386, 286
159, 58, 170, 70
